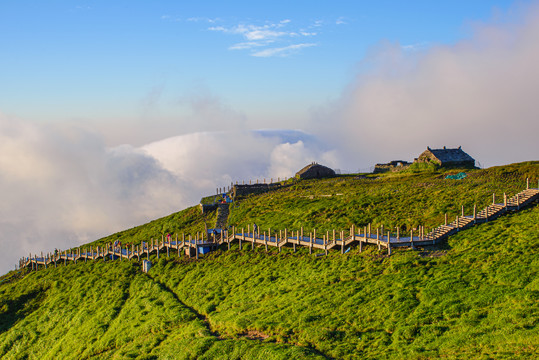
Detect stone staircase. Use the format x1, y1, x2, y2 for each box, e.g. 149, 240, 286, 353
215, 203, 230, 230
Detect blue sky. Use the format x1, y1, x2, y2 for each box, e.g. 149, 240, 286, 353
0, 0, 521, 143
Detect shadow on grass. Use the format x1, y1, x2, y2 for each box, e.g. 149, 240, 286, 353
0, 287, 48, 334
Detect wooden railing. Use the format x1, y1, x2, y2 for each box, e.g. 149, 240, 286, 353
20, 182, 539, 270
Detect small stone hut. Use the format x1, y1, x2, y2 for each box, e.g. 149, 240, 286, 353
415, 146, 475, 168
296, 162, 336, 179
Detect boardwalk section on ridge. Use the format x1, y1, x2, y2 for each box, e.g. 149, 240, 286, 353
20, 184, 539, 270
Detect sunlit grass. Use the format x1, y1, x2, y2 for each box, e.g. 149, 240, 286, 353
1, 161, 538, 359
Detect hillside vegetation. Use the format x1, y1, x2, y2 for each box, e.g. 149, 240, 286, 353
1, 162, 538, 359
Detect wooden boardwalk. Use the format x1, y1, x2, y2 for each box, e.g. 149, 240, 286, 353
20, 185, 539, 270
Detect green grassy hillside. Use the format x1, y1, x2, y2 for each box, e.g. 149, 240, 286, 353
1, 162, 538, 359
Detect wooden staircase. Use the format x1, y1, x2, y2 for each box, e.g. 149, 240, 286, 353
425, 188, 539, 242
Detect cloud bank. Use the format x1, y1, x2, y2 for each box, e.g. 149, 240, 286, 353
0, 115, 335, 274
320, 4, 539, 168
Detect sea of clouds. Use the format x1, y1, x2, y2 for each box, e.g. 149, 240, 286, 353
1, 4, 538, 274
0, 117, 336, 274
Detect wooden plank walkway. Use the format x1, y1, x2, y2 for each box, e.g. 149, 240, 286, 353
20, 185, 539, 270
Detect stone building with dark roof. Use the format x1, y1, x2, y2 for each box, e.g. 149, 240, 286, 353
296, 162, 336, 179
415, 146, 476, 168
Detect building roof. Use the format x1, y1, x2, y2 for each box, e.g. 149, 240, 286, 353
426, 146, 475, 164
295, 162, 335, 177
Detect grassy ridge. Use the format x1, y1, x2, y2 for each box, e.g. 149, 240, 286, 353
229, 161, 539, 234
0, 260, 324, 359
87, 206, 217, 249
1, 162, 538, 359
151, 206, 538, 359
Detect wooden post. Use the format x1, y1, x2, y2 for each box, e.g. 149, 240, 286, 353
264, 231, 268, 252
324, 235, 328, 256
340, 230, 344, 254
387, 231, 391, 255
368, 223, 371, 237
486, 206, 489, 222
410, 230, 414, 250
309, 232, 313, 254
293, 230, 296, 253
473, 205, 477, 222
188, 235, 192, 258
517, 194, 520, 210
377, 228, 380, 250
504, 193, 507, 207
493, 193, 496, 205
359, 228, 363, 252
461, 205, 464, 217
351, 224, 355, 242
240, 228, 245, 250
300, 227, 303, 245
397, 226, 400, 240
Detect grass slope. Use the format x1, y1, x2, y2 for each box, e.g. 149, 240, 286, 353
1, 162, 538, 359
229, 161, 539, 233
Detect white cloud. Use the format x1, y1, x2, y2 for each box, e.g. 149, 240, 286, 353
228, 41, 267, 50
209, 23, 289, 41
209, 19, 322, 56
0, 114, 337, 275
315, 4, 539, 168
251, 43, 316, 57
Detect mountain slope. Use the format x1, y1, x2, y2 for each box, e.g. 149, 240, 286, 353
1, 162, 538, 359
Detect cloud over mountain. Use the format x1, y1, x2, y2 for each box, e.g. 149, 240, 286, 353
0, 115, 334, 274
319, 4, 539, 167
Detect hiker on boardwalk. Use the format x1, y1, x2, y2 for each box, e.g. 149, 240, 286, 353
253, 223, 258, 236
